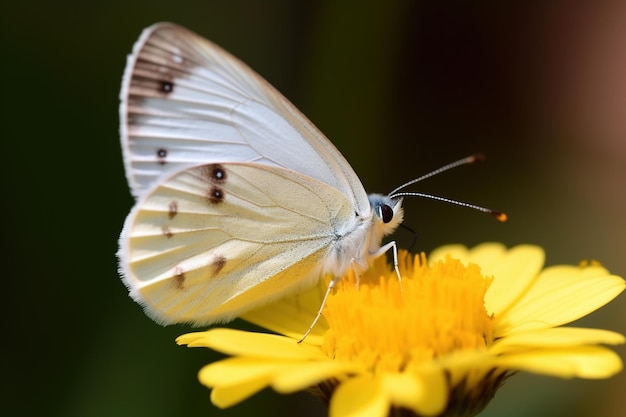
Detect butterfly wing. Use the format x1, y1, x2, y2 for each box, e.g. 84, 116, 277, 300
119, 162, 357, 325
120, 22, 369, 215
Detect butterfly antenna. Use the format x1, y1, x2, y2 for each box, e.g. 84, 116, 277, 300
389, 153, 484, 195
391, 192, 507, 221
389, 153, 507, 222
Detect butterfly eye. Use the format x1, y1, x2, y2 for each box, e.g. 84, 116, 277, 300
379, 204, 394, 224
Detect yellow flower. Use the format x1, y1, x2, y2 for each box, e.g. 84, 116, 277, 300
177, 243, 625, 417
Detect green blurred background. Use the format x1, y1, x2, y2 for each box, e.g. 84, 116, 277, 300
2, 1, 624, 416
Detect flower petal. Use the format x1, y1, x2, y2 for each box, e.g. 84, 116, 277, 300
381, 369, 448, 416
466, 242, 509, 269
177, 328, 324, 359
429, 244, 546, 318
210, 377, 272, 408
491, 327, 625, 354
199, 357, 286, 387
497, 346, 624, 379
330, 376, 388, 417
497, 265, 625, 336
480, 244, 545, 318
434, 351, 499, 388
242, 280, 330, 343
272, 361, 364, 393
429, 244, 473, 264
430, 242, 514, 269
198, 357, 286, 408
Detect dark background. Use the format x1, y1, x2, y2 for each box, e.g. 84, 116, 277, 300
2, 1, 624, 416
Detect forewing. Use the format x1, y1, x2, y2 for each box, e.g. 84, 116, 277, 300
118, 162, 355, 325
120, 22, 369, 214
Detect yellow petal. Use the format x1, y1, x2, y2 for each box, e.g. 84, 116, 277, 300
381, 370, 447, 416
177, 328, 324, 359
330, 376, 388, 417
491, 327, 625, 354
434, 350, 499, 388
242, 280, 330, 343
497, 346, 624, 379
466, 242, 509, 269
481, 244, 545, 318
210, 377, 272, 408
272, 361, 364, 393
198, 357, 295, 408
429, 244, 546, 318
199, 357, 288, 387
429, 244, 472, 264
430, 242, 511, 269
497, 265, 625, 336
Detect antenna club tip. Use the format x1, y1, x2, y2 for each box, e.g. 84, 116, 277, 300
493, 211, 508, 222
470, 153, 486, 163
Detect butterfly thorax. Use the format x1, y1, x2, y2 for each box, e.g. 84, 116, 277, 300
322, 194, 403, 277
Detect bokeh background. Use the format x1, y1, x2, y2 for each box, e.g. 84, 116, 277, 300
2, 1, 624, 416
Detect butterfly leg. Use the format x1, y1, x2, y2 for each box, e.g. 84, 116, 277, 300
370, 240, 402, 284
297, 275, 341, 344
298, 242, 401, 343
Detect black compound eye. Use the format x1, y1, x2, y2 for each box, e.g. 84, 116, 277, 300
379, 204, 394, 223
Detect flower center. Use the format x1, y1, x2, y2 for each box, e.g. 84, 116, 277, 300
321, 252, 494, 374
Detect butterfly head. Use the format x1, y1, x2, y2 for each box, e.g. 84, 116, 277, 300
368, 194, 404, 239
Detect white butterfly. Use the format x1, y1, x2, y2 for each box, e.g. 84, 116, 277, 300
117, 22, 406, 330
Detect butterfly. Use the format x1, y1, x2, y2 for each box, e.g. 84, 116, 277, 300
117, 23, 502, 333
117, 22, 406, 330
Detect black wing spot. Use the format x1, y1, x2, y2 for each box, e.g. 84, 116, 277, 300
210, 254, 227, 276
161, 226, 173, 239
168, 201, 178, 219
207, 187, 225, 204
157, 148, 168, 165
204, 164, 227, 184
160, 80, 174, 94
174, 266, 185, 289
